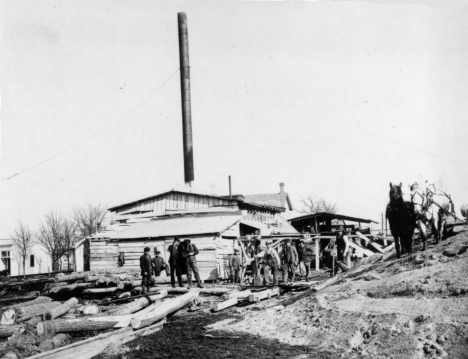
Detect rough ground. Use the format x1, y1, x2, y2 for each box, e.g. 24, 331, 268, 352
127, 228, 468, 359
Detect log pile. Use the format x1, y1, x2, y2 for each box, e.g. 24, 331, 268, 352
0, 270, 224, 359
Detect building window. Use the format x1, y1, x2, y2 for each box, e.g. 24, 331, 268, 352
30, 255, 35, 268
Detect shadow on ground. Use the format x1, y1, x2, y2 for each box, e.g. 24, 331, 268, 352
125, 312, 331, 359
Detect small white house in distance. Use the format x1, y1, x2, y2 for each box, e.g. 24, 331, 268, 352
0, 239, 54, 276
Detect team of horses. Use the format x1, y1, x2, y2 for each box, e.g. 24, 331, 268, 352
386, 182, 456, 258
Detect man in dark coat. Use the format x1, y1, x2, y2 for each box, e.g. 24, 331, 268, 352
152, 249, 167, 277
139, 247, 153, 293
229, 248, 243, 283
297, 240, 312, 281
167, 237, 184, 288
281, 239, 299, 284
181, 238, 204, 289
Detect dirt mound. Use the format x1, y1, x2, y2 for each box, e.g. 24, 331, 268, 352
222, 229, 468, 358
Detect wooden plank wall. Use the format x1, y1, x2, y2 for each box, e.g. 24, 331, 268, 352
216, 238, 235, 280
89, 241, 119, 271
114, 236, 220, 281
116, 193, 235, 215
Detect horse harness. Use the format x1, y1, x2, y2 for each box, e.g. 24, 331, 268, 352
411, 186, 455, 220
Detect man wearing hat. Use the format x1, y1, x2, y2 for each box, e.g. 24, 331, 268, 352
328, 226, 350, 276
229, 248, 243, 283
281, 239, 299, 284
167, 237, 184, 288
297, 239, 312, 281
181, 238, 204, 289
139, 247, 153, 294
151, 248, 168, 277
263, 241, 281, 286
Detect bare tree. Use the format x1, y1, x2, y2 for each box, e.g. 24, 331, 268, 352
11, 222, 35, 278
299, 195, 338, 215
73, 204, 107, 238
62, 219, 78, 270
37, 211, 64, 271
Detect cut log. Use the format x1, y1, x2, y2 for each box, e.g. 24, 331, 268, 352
84, 275, 99, 282
87, 303, 158, 328
248, 288, 280, 303
44, 282, 68, 290
117, 292, 131, 299
6, 296, 51, 309
213, 298, 238, 312
17, 302, 62, 321
50, 283, 94, 293
107, 297, 149, 316
117, 280, 141, 290
130, 291, 199, 329
147, 290, 168, 301
38, 333, 70, 352
54, 273, 86, 283
0, 324, 25, 338
156, 287, 231, 296
25, 317, 43, 326
0, 292, 40, 304
82, 287, 120, 295
44, 297, 79, 321
0, 308, 17, 325
37, 319, 119, 336
28, 320, 166, 359
82, 304, 100, 315
222, 290, 252, 300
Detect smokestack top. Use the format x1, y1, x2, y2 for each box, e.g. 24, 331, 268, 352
178, 12, 187, 24
279, 183, 285, 194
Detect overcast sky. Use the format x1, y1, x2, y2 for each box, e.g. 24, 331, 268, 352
1, 0, 467, 237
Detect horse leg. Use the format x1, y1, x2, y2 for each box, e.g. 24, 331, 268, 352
417, 220, 427, 251
432, 212, 440, 244
393, 232, 401, 258
406, 226, 414, 254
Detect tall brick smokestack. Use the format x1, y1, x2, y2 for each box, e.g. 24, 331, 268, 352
178, 12, 194, 183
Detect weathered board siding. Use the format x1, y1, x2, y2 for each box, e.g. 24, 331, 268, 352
216, 238, 235, 280
116, 193, 235, 215
89, 241, 119, 271
91, 236, 220, 281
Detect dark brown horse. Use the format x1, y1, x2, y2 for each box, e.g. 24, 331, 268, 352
386, 183, 416, 257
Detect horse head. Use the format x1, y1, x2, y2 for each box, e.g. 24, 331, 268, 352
389, 182, 403, 202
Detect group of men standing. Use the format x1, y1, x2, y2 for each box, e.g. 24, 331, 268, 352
139, 237, 204, 293
229, 238, 316, 286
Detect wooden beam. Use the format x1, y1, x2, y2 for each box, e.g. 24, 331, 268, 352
248, 287, 280, 303
315, 237, 319, 271
213, 298, 238, 312
222, 290, 251, 300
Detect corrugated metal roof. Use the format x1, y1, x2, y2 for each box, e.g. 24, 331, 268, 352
112, 212, 242, 239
